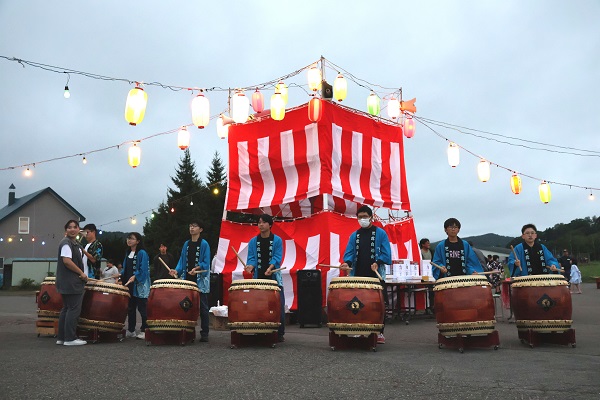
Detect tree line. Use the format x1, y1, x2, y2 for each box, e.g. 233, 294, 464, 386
507, 217, 600, 262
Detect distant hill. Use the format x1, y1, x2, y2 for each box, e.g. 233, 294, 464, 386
432, 233, 514, 252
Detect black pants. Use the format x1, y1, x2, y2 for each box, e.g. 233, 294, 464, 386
199, 293, 209, 337
58, 292, 84, 341
127, 296, 148, 332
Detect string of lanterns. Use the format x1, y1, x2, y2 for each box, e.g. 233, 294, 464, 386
2, 55, 597, 207
416, 118, 598, 204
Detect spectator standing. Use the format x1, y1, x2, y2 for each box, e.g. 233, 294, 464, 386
420, 238, 432, 260
570, 259, 582, 294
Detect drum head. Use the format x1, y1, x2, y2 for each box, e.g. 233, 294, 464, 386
511, 274, 568, 287
151, 279, 200, 291
434, 274, 490, 291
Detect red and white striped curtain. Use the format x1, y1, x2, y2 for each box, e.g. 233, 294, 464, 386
214, 212, 419, 309
226, 102, 411, 215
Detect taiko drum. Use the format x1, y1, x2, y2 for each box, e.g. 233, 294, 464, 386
510, 274, 572, 332
79, 281, 130, 332
434, 275, 496, 336
326, 277, 384, 335
37, 277, 63, 325
228, 279, 281, 334
147, 279, 200, 332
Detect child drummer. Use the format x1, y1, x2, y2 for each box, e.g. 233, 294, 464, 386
431, 218, 484, 279
244, 214, 286, 342
340, 205, 392, 344
508, 224, 560, 277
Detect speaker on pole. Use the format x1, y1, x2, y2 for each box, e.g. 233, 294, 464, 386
296, 269, 322, 327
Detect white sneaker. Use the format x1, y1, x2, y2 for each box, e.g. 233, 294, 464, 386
56, 340, 64, 345
63, 339, 87, 346
126, 330, 137, 338
136, 332, 145, 340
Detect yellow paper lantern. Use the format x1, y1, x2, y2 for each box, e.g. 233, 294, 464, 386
510, 174, 522, 194
191, 94, 210, 129
128, 142, 141, 168
177, 126, 190, 150
276, 81, 288, 105
271, 91, 286, 121
477, 159, 491, 182
539, 181, 551, 203
333, 74, 347, 101
447, 142, 460, 167
307, 65, 322, 91
308, 97, 323, 122
124, 85, 148, 126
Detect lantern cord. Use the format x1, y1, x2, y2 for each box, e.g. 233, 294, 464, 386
415, 117, 600, 192
416, 116, 600, 157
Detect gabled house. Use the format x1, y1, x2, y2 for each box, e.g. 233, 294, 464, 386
0, 184, 85, 260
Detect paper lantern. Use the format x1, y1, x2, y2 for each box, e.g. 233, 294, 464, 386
124, 85, 148, 126
177, 126, 190, 150
403, 117, 415, 138
276, 81, 288, 105
539, 181, 551, 203
308, 97, 323, 122
251, 89, 264, 113
216, 115, 230, 139
307, 65, 322, 91
271, 91, 286, 120
367, 92, 380, 116
232, 91, 250, 124
510, 174, 522, 194
128, 142, 141, 168
191, 94, 210, 128
387, 98, 400, 119
447, 142, 460, 167
477, 159, 491, 182
333, 74, 347, 101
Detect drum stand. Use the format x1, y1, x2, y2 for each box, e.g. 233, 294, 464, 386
145, 329, 196, 346
77, 327, 125, 344
518, 329, 576, 348
437, 331, 500, 353
329, 331, 378, 352
36, 320, 58, 337
230, 331, 278, 349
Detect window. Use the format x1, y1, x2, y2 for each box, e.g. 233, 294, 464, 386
18, 217, 29, 234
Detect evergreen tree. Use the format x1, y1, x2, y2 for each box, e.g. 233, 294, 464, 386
144, 149, 205, 267
202, 151, 227, 256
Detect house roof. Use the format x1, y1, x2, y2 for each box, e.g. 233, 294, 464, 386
0, 187, 85, 223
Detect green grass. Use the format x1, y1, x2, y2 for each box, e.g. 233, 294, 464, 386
580, 261, 600, 283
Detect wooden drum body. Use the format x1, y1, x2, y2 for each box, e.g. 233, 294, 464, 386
511, 274, 572, 332
147, 279, 200, 332
434, 275, 495, 336
326, 277, 384, 335
37, 277, 63, 324
228, 279, 281, 334
79, 281, 130, 332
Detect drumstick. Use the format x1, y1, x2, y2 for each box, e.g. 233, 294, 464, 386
269, 267, 287, 273
430, 262, 446, 271
510, 245, 522, 271
100, 274, 120, 281
231, 246, 247, 268
188, 269, 208, 275
373, 269, 383, 281
317, 264, 346, 269
158, 256, 178, 277
477, 270, 502, 276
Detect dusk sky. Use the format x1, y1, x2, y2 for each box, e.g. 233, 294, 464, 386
0, 1, 598, 243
